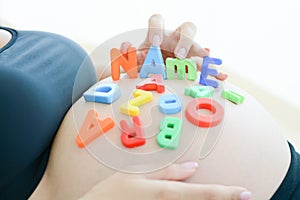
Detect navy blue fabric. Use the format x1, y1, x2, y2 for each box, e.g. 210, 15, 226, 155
271, 142, 300, 200
0, 27, 97, 199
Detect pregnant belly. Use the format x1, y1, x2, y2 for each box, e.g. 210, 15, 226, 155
35, 76, 290, 200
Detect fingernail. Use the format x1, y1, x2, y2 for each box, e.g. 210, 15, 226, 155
240, 191, 252, 200
216, 72, 228, 81
204, 48, 210, 53
181, 162, 199, 170
177, 48, 187, 59
152, 34, 161, 46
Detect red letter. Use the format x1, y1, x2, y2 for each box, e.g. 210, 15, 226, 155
136, 74, 165, 93
185, 98, 224, 127
120, 116, 145, 148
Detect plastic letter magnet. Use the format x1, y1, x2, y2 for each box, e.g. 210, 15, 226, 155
156, 117, 182, 150
199, 56, 222, 88
222, 89, 245, 104
76, 110, 115, 148
120, 116, 145, 148
185, 98, 224, 127
184, 86, 214, 98
158, 94, 182, 114
136, 74, 165, 93
120, 89, 153, 116
129, 89, 153, 107
166, 58, 197, 80
139, 45, 166, 79
110, 47, 138, 81
84, 83, 121, 104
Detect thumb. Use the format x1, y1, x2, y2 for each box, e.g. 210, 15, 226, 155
145, 161, 199, 181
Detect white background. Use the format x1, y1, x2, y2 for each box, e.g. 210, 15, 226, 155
1, 0, 299, 144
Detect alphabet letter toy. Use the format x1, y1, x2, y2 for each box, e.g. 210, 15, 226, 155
139, 45, 166, 79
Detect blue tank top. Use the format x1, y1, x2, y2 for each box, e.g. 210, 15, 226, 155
0, 26, 97, 199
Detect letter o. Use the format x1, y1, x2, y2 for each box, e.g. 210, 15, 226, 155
185, 98, 224, 127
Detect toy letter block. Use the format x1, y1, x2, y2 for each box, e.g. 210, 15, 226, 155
185, 98, 224, 128
158, 94, 182, 114
184, 86, 214, 98
120, 102, 140, 116
199, 56, 222, 88
120, 89, 153, 116
222, 89, 245, 104
120, 116, 145, 148
139, 45, 166, 79
166, 58, 197, 80
136, 74, 165, 93
84, 83, 121, 104
129, 89, 153, 107
110, 47, 138, 81
156, 117, 182, 150
76, 110, 115, 148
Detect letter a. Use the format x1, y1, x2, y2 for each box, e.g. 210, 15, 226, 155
139, 45, 166, 79
76, 110, 115, 148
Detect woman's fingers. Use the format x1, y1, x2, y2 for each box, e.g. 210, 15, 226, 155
123, 14, 165, 67
145, 162, 199, 181
173, 22, 197, 59
142, 162, 251, 199
141, 15, 210, 64
188, 41, 210, 57
135, 179, 252, 200
120, 42, 132, 54
172, 22, 209, 58
80, 163, 251, 200
147, 14, 164, 46
124, 15, 217, 71
178, 183, 252, 200
120, 41, 147, 68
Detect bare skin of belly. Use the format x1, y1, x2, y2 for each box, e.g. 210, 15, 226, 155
0, 29, 12, 48
30, 76, 291, 200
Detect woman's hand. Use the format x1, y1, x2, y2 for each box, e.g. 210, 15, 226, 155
120, 14, 227, 81
79, 162, 251, 200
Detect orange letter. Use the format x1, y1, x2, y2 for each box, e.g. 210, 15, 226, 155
76, 109, 115, 148
110, 47, 138, 81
